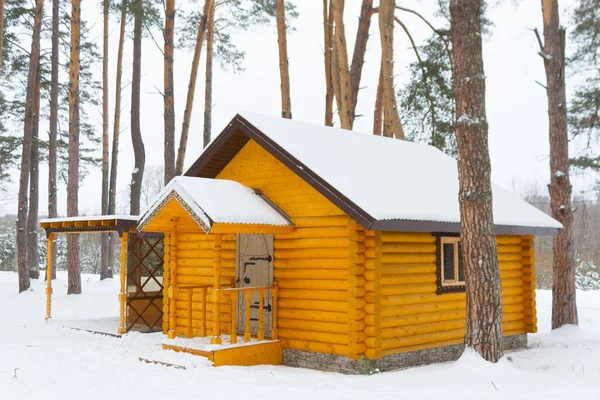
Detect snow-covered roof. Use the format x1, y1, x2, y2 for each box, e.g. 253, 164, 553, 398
40, 215, 138, 224
138, 176, 292, 233
186, 112, 561, 235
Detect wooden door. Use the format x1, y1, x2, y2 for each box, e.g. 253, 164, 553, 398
236, 234, 274, 338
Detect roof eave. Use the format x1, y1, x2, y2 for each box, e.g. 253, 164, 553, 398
370, 219, 561, 236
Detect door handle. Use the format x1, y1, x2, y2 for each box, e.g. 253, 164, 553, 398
249, 255, 272, 262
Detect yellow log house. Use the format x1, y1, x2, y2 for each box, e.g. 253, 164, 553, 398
79, 113, 565, 372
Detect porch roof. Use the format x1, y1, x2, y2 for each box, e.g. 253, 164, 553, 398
39, 215, 138, 236
137, 176, 292, 233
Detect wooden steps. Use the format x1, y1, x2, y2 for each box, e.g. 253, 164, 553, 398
162, 340, 283, 367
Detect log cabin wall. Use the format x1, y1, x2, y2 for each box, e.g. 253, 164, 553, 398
215, 139, 358, 357
375, 233, 537, 357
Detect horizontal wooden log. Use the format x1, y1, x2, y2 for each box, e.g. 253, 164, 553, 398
379, 232, 435, 243
379, 309, 466, 329
381, 338, 463, 357
275, 248, 348, 259
379, 254, 437, 264
498, 261, 523, 271
378, 328, 465, 350
274, 269, 348, 280
496, 245, 522, 254
278, 288, 348, 301
291, 216, 349, 228
275, 227, 351, 240
277, 279, 350, 291
278, 319, 349, 334
274, 258, 348, 269
501, 278, 523, 288
378, 300, 465, 318
279, 328, 349, 345
382, 319, 466, 338
381, 274, 437, 286
278, 298, 348, 312
283, 339, 350, 357
382, 292, 465, 307
379, 264, 436, 276
378, 243, 436, 255
495, 236, 522, 245
502, 286, 524, 296
365, 283, 437, 300
274, 238, 352, 249
278, 308, 348, 323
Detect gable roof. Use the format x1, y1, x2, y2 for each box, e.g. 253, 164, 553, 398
138, 176, 292, 233
186, 112, 562, 236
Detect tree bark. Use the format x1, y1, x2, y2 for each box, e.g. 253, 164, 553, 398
130, 0, 146, 215
0, 0, 4, 70
164, 0, 176, 183
450, 0, 503, 362
331, 0, 352, 129
275, 0, 292, 119
47, 0, 59, 281
349, 0, 374, 125
100, 0, 111, 280
378, 0, 404, 139
17, 0, 44, 293
108, 0, 127, 279
541, 0, 578, 328
67, 0, 82, 295
323, 0, 334, 126
203, 0, 214, 148
373, 62, 384, 136
176, 0, 214, 175
27, 68, 41, 279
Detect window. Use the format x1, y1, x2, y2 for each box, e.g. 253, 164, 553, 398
437, 236, 465, 294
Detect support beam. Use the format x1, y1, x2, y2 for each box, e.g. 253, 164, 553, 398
168, 227, 178, 339
45, 233, 55, 320
118, 232, 129, 334
210, 233, 223, 344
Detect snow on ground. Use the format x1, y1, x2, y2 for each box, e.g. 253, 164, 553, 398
1, 271, 599, 400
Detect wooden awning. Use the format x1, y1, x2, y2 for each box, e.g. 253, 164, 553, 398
40, 215, 138, 237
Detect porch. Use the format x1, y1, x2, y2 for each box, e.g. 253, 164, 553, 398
137, 176, 293, 366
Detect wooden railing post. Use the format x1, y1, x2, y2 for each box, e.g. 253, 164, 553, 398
230, 292, 237, 344
244, 291, 252, 343
210, 233, 223, 344
168, 227, 178, 339
186, 288, 193, 338
258, 289, 265, 341
118, 232, 129, 335
201, 287, 207, 337
44, 233, 54, 321
272, 281, 279, 340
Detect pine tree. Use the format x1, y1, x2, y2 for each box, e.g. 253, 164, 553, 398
450, 0, 503, 362
275, 0, 291, 119
164, 0, 176, 183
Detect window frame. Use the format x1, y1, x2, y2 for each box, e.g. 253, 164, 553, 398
435, 234, 466, 294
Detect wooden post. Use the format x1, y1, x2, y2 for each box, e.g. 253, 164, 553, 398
44, 233, 54, 321
210, 233, 222, 344
162, 233, 171, 334
187, 289, 193, 338
118, 232, 128, 334
168, 227, 178, 339
258, 289, 264, 341
244, 291, 252, 343
230, 291, 237, 344
201, 287, 207, 337
272, 281, 279, 340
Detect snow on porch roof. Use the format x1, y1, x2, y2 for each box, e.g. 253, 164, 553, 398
137, 176, 292, 233
186, 112, 562, 236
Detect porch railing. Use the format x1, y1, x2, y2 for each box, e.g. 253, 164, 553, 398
177, 282, 278, 344
218, 284, 279, 344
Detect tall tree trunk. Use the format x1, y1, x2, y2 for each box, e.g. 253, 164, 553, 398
541, 0, 578, 328
100, 0, 111, 280
17, 0, 44, 293
164, 0, 176, 183
323, 0, 334, 126
378, 0, 404, 139
349, 0, 374, 125
450, 0, 503, 362
108, 0, 127, 277
47, 0, 59, 281
130, 0, 145, 215
27, 68, 41, 279
0, 0, 4, 70
373, 63, 384, 136
176, 0, 214, 175
203, 0, 214, 148
331, 0, 352, 129
67, 0, 82, 295
275, 0, 292, 119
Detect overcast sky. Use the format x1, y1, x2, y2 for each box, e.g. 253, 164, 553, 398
1, 0, 594, 216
